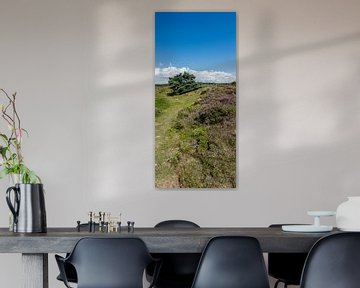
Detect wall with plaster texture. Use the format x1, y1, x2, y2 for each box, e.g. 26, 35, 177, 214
0, 0, 359, 286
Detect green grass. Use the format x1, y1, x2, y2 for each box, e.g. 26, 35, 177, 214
155, 84, 236, 188
155, 86, 205, 188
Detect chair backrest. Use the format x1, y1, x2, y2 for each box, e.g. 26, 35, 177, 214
149, 220, 201, 287
300, 232, 360, 288
66, 237, 154, 288
155, 219, 200, 228
191, 236, 270, 288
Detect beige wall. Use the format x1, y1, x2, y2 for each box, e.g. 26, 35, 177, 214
0, 0, 360, 286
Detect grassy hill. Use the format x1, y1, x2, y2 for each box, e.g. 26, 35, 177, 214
155, 83, 236, 188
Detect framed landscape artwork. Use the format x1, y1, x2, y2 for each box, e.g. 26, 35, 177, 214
155, 12, 237, 189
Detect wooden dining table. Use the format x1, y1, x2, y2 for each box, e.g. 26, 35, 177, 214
0, 226, 339, 288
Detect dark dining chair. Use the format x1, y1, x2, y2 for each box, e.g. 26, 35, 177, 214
300, 232, 360, 288
56, 223, 99, 284
268, 224, 308, 288
55, 237, 160, 288
191, 236, 270, 288
146, 220, 201, 288
56, 262, 77, 284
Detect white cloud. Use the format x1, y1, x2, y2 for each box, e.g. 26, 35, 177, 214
155, 66, 236, 84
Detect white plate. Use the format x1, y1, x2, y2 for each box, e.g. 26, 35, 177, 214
282, 225, 333, 232
307, 211, 336, 217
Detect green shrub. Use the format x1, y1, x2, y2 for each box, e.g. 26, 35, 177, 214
168, 72, 200, 96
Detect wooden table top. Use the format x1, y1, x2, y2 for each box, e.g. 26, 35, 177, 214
0, 227, 340, 253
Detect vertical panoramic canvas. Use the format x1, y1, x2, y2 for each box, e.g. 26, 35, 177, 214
155, 12, 236, 188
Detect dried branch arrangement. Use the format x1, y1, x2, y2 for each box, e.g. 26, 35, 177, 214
0, 88, 40, 183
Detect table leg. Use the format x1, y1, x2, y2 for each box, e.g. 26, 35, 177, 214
22, 253, 48, 288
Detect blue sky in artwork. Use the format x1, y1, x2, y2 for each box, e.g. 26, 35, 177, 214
155, 12, 237, 84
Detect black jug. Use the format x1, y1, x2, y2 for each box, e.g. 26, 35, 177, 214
6, 183, 47, 233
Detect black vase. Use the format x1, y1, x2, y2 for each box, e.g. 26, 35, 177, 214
6, 183, 47, 233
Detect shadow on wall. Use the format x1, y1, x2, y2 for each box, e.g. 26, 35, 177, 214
87, 1, 180, 201
238, 11, 360, 216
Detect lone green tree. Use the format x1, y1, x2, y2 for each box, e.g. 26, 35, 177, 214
168, 72, 199, 95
